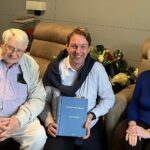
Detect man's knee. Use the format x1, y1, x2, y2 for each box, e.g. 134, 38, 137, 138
31, 126, 47, 146
15, 122, 47, 150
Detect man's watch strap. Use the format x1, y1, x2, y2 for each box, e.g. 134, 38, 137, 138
88, 112, 96, 120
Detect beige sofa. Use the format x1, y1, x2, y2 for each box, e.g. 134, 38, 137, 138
106, 38, 150, 150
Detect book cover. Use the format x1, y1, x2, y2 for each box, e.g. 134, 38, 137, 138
56, 96, 88, 137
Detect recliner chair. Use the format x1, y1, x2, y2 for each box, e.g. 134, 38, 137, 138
29, 21, 74, 77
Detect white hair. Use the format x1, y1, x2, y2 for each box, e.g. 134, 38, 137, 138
2, 28, 29, 49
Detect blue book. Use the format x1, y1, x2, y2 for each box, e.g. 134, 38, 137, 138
56, 96, 88, 137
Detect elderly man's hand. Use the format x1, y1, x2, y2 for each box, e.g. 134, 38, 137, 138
0, 116, 20, 141
0, 117, 10, 141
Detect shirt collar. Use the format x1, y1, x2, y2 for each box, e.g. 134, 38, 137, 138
64, 55, 77, 72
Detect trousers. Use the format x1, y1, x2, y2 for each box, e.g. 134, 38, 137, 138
44, 119, 106, 150
0, 118, 47, 150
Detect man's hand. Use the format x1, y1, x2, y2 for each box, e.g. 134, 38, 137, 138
83, 113, 93, 139
0, 117, 10, 130
6, 116, 20, 136
0, 117, 10, 141
47, 122, 57, 137
0, 116, 20, 141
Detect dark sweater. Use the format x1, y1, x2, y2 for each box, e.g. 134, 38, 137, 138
127, 70, 150, 127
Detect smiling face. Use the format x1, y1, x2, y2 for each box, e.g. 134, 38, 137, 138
2, 36, 26, 67
66, 34, 90, 71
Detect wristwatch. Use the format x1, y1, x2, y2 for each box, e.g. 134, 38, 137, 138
88, 112, 96, 120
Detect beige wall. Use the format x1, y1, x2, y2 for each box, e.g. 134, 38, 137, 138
1, 0, 150, 66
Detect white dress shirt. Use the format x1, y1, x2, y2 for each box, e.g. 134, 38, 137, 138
59, 56, 115, 127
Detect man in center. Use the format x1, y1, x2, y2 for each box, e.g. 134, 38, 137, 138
41, 27, 115, 150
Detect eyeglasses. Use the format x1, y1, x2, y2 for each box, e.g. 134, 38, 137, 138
69, 43, 89, 51
5, 44, 24, 54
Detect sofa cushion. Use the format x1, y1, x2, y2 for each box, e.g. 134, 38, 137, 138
31, 56, 50, 78
30, 39, 65, 60
30, 39, 66, 77
33, 22, 74, 44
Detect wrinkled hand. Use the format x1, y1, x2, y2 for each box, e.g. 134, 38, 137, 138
126, 122, 150, 146
126, 122, 138, 146
136, 126, 150, 139
0, 117, 10, 132
126, 132, 138, 146
0, 117, 10, 141
0, 116, 20, 141
83, 114, 93, 139
47, 122, 57, 137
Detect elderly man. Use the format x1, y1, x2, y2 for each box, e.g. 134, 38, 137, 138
0, 28, 47, 150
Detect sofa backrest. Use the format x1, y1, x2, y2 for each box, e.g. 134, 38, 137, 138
29, 22, 74, 77
138, 38, 150, 75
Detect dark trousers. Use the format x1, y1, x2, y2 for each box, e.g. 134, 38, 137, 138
44, 119, 106, 150
0, 138, 19, 150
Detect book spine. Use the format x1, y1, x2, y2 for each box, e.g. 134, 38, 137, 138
56, 97, 62, 135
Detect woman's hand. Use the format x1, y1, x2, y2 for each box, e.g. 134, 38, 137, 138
126, 121, 150, 146
126, 121, 138, 146
136, 126, 150, 139
126, 132, 138, 146
47, 122, 57, 137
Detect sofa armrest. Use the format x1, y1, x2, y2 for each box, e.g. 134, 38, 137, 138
105, 84, 135, 150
